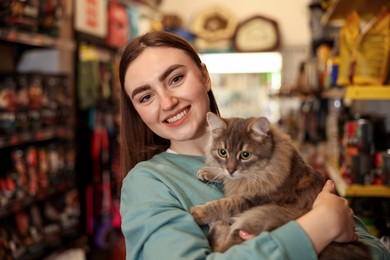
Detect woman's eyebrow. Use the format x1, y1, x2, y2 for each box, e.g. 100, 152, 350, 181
131, 85, 150, 99
130, 64, 185, 99
158, 64, 184, 82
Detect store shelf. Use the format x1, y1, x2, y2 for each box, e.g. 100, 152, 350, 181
0, 180, 75, 219
325, 162, 390, 198
322, 87, 345, 99
0, 127, 73, 149
321, 0, 390, 26
345, 86, 390, 100
0, 28, 74, 49
323, 86, 390, 100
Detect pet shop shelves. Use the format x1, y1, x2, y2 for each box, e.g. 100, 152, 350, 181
0, 127, 73, 149
0, 180, 75, 219
323, 86, 390, 100
325, 162, 390, 198
0, 28, 74, 49
345, 86, 390, 100
321, 0, 390, 26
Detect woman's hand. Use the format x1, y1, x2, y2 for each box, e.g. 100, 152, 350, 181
312, 179, 357, 243
297, 179, 357, 253
239, 230, 256, 240
240, 180, 357, 254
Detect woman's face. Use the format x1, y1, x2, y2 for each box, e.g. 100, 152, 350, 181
124, 47, 211, 143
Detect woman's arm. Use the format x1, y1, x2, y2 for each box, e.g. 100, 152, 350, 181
296, 180, 357, 253
241, 180, 390, 259
120, 171, 318, 260
354, 216, 390, 259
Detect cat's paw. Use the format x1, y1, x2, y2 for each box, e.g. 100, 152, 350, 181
190, 205, 209, 225
208, 221, 232, 253
197, 168, 214, 182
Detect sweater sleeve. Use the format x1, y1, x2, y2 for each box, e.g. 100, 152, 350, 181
354, 216, 390, 260
120, 171, 318, 260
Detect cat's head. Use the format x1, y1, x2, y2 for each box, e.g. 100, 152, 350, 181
206, 112, 274, 180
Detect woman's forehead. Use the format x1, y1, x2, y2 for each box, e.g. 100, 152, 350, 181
128, 47, 196, 74
124, 47, 196, 90
136, 46, 189, 62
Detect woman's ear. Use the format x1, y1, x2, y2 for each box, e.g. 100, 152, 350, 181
201, 63, 212, 92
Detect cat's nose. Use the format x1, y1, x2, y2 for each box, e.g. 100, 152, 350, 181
227, 167, 236, 175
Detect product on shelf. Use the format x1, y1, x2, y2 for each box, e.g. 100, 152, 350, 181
374, 151, 390, 185
333, 7, 390, 87
12, 148, 28, 199
1, 0, 40, 32
28, 74, 43, 131
353, 7, 390, 85
16, 74, 30, 133
0, 73, 72, 141
337, 10, 360, 87
42, 75, 59, 128
38, 0, 64, 37
341, 116, 390, 185
0, 75, 17, 135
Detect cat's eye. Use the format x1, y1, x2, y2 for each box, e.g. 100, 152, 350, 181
218, 149, 228, 158
240, 151, 251, 160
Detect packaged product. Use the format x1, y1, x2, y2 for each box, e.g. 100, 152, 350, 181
336, 10, 361, 86
353, 8, 390, 85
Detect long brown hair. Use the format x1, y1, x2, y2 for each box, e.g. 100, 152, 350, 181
118, 31, 220, 183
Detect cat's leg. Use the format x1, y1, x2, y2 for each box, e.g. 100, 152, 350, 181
207, 221, 243, 253
231, 204, 302, 233
214, 205, 304, 251
232, 204, 304, 234
197, 166, 225, 182
320, 241, 372, 260
190, 197, 251, 225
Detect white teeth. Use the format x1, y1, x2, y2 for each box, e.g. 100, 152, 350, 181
167, 109, 188, 123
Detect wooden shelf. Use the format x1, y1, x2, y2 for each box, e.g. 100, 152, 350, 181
0, 28, 74, 50
322, 87, 345, 99
0, 127, 73, 149
325, 162, 390, 198
323, 86, 390, 100
321, 0, 390, 26
345, 86, 390, 100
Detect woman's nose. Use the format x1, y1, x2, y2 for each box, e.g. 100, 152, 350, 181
159, 90, 179, 110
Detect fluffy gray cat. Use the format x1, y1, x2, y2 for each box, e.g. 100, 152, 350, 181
190, 112, 371, 259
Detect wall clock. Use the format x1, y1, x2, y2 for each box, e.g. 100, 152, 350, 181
191, 6, 237, 42
233, 15, 281, 52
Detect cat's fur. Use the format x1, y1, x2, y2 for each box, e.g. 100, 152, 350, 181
190, 112, 371, 259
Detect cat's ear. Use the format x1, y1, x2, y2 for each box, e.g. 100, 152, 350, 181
207, 112, 227, 132
249, 117, 270, 137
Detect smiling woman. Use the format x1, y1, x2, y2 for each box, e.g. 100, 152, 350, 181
122, 46, 212, 154
118, 31, 390, 260
118, 31, 220, 175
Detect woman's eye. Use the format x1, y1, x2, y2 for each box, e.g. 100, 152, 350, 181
240, 151, 251, 160
218, 149, 228, 158
171, 75, 183, 85
139, 94, 152, 103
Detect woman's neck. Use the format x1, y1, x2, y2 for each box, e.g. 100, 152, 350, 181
169, 133, 209, 156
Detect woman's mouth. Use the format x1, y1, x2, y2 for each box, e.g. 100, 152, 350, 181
165, 107, 190, 124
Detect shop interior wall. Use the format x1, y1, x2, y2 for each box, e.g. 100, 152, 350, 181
158, 0, 312, 87
159, 0, 311, 46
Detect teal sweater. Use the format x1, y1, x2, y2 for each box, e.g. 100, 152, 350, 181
120, 152, 390, 259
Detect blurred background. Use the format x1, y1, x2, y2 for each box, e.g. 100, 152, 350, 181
0, 0, 389, 259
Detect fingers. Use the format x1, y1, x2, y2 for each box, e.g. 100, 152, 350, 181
322, 179, 336, 194
350, 208, 354, 217
239, 230, 256, 240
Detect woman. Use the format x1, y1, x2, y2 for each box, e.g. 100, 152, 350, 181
119, 31, 389, 259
